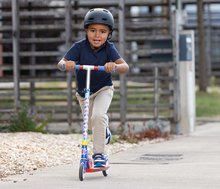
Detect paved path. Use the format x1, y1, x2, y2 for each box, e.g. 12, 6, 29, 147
1, 122, 220, 189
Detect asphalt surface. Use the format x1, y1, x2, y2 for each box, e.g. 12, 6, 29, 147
1, 122, 220, 189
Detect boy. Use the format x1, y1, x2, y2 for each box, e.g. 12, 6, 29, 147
57, 8, 129, 167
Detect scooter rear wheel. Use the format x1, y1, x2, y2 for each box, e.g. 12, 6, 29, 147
102, 170, 108, 177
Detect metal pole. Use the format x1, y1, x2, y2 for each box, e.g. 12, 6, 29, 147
65, 0, 73, 132
118, 0, 127, 128
12, 0, 20, 110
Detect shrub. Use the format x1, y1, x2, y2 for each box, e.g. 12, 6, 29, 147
0, 105, 49, 133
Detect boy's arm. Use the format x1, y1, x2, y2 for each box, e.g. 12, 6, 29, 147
57, 58, 76, 71
105, 58, 129, 73
115, 58, 129, 73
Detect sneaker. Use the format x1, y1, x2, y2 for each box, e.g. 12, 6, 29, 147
92, 153, 108, 168
105, 127, 112, 145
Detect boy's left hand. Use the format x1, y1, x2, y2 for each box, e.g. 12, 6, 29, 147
105, 62, 116, 73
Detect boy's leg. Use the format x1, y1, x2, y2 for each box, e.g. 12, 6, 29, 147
90, 87, 113, 154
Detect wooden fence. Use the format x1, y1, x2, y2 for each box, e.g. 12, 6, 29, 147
0, 0, 180, 132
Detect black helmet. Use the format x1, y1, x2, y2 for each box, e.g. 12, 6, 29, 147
84, 8, 114, 31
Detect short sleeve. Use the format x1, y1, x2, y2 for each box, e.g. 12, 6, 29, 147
108, 42, 121, 62
64, 42, 80, 61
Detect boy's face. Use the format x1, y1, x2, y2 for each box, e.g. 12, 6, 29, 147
86, 24, 110, 49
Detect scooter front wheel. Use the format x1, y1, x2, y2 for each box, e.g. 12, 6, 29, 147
79, 163, 85, 181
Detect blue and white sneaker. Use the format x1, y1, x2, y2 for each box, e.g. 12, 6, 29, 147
92, 153, 108, 168
105, 127, 112, 145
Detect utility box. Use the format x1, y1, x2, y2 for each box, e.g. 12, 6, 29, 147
179, 30, 195, 134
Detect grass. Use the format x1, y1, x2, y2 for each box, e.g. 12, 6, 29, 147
196, 90, 220, 117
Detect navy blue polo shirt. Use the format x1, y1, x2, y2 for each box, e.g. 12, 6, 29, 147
64, 38, 121, 97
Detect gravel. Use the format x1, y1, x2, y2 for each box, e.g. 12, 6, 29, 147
0, 132, 142, 180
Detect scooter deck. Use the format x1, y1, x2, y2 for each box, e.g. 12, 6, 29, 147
86, 165, 110, 173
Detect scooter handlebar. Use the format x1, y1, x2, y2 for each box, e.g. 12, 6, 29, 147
75, 65, 105, 71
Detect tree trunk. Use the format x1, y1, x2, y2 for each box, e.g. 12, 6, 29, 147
197, 0, 207, 91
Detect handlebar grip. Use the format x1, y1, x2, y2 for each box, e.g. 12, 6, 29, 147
97, 66, 105, 71
61, 63, 66, 71
75, 65, 80, 70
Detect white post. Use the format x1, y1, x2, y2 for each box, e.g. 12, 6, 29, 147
179, 30, 195, 134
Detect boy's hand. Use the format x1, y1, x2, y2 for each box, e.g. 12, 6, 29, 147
65, 61, 75, 71
105, 62, 116, 73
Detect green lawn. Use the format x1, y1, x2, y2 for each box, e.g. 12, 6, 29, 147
196, 91, 220, 117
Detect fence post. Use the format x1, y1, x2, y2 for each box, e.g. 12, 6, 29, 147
171, 9, 181, 134
118, 0, 127, 129
154, 67, 159, 119
0, 0, 2, 77
28, 2, 36, 113
0, 33, 2, 77
0, 2, 2, 77
12, 0, 20, 110
65, 0, 73, 132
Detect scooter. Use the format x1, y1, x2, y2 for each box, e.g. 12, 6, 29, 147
74, 65, 110, 181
